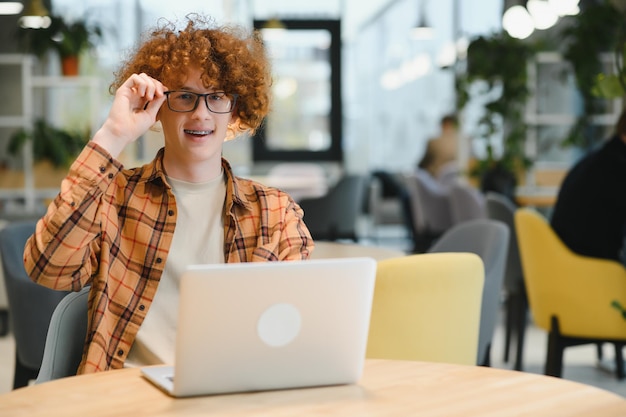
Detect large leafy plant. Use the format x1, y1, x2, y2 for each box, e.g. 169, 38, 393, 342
457, 32, 537, 180
560, 1, 626, 148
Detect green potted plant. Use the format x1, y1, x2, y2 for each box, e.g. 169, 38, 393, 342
17, 14, 102, 75
585, 4, 626, 101
456, 31, 538, 199
559, 1, 626, 149
593, 42, 626, 99
8, 119, 89, 169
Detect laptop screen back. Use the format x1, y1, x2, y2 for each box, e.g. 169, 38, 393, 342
167, 257, 377, 397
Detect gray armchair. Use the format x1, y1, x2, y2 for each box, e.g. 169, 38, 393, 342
36, 287, 89, 384
298, 175, 367, 242
428, 218, 509, 366
402, 170, 453, 252
485, 191, 528, 371
449, 181, 486, 225
0, 221, 69, 389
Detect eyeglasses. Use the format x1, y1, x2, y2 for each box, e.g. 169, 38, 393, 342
164, 91, 239, 114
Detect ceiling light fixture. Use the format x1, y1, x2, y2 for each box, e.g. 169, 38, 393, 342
411, 0, 434, 40
262, 17, 286, 30
527, 0, 559, 30
502, 4, 535, 39
19, 0, 51, 29
259, 17, 287, 41
0, 2, 23, 15
503, 0, 580, 39
548, 0, 580, 16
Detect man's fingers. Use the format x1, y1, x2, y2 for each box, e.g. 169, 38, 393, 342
125, 73, 166, 103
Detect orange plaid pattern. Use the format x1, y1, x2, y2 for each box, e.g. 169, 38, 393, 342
24, 142, 314, 374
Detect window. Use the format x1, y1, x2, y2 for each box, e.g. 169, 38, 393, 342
252, 19, 342, 162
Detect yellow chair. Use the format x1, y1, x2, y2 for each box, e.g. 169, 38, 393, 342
366, 253, 484, 366
515, 208, 626, 379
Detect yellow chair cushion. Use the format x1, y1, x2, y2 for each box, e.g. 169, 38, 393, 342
515, 209, 626, 339
367, 252, 484, 366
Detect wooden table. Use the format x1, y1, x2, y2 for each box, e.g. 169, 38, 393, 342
309, 241, 406, 261
1, 360, 625, 416
515, 186, 558, 208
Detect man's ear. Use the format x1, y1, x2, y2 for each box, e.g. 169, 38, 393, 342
228, 113, 240, 130
225, 115, 241, 141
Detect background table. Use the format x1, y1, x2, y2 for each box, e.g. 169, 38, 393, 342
1, 359, 625, 416
515, 186, 558, 208
309, 241, 406, 261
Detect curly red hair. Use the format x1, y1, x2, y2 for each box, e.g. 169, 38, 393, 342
111, 14, 271, 137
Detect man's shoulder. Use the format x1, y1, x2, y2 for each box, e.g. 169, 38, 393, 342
233, 175, 288, 197
230, 175, 293, 208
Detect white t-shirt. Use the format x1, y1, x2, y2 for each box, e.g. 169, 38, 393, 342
126, 171, 226, 366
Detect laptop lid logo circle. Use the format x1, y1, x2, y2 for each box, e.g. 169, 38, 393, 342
257, 303, 302, 347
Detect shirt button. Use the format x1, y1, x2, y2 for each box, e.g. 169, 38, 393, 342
99, 166, 106, 173
108, 173, 114, 179
70, 202, 75, 207
117, 349, 124, 356
156, 258, 162, 263
168, 210, 174, 216
139, 304, 145, 311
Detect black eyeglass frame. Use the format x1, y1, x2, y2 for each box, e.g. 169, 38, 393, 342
164, 90, 239, 114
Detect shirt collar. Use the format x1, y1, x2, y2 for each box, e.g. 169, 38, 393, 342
143, 148, 252, 211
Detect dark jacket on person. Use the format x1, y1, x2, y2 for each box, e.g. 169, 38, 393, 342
550, 135, 626, 262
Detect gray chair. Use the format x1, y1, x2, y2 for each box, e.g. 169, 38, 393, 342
365, 171, 414, 245
449, 181, 486, 225
0, 220, 10, 336
485, 191, 528, 371
299, 175, 367, 241
402, 170, 453, 253
428, 218, 509, 366
367, 173, 411, 228
0, 221, 69, 388
36, 287, 89, 384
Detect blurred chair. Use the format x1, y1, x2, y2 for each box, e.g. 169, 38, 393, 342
448, 181, 486, 225
428, 219, 509, 366
298, 175, 367, 241
0, 220, 9, 336
402, 169, 453, 253
36, 287, 89, 384
515, 208, 626, 379
0, 221, 69, 389
485, 191, 528, 371
366, 171, 412, 242
367, 253, 484, 366
436, 161, 461, 186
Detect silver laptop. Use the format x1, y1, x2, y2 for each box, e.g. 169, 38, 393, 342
141, 257, 377, 397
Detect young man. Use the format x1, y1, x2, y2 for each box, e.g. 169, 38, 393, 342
24, 15, 313, 373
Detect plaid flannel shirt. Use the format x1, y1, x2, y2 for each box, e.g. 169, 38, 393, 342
24, 142, 313, 374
